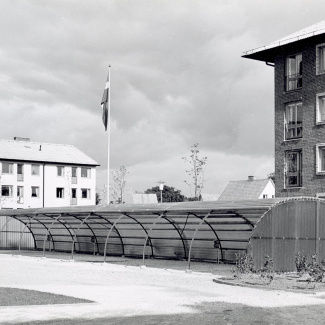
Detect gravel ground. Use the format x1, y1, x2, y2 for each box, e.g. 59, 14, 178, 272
1, 250, 325, 324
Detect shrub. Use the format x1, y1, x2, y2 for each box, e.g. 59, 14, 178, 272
233, 253, 255, 275
295, 252, 308, 275
257, 255, 274, 283
306, 254, 325, 283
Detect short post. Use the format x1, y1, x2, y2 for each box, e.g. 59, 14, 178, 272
91, 236, 96, 255
47, 235, 52, 252
214, 239, 220, 264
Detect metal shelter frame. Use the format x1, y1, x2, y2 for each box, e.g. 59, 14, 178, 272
0, 199, 286, 268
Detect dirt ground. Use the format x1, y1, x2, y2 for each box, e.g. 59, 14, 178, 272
1, 251, 325, 324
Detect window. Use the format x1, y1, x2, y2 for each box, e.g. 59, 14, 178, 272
57, 166, 64, 177
263, 194, 268, 199
31, 164, 40, 176
1, 185, 13, 197
31, 186, 39, 198
72, 167, 77, 177
81, 188, 90, 199
316, 93, 325, 124
285, 150, 302, 187
316, 43, 325, 74
2, 162, 13, 174
285, 102, 302, 139
17, 186, 24, 204
71, 167, 77, 184
17, 164, 24, 181
56, 188, 64, 198
316, 144, 325, 174
71, 188, 77, 205
285, 54, 302, 91
81, 167, 91, 178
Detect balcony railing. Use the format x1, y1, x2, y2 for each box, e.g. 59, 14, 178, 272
71, 198, 77, 205
17, 174, 24, 182
71, 177, 77, 184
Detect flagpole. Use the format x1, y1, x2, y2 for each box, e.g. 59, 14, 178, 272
107, 65, 111, 205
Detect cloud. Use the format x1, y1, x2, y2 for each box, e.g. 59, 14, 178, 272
1, 0, 325, 197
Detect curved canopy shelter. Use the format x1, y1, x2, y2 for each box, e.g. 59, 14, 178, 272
0, 199, 287, 267
249, 197, 325, 272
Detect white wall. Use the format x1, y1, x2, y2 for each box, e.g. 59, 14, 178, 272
0, 161, 96, 209
258, 179, 275, 199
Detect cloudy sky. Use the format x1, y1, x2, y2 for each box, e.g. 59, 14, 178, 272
1, 0, 325, 198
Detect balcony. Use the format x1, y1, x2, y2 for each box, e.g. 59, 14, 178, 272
71, 198, 77, 205
17, 174, 24, 182
71, 177, 77, 184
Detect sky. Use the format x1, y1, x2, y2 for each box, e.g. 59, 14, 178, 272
1, 0, 325, 199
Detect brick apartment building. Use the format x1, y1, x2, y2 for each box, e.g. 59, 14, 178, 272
243, 21, 325, 198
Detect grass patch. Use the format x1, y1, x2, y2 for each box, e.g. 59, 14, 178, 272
0, 287, 93, 306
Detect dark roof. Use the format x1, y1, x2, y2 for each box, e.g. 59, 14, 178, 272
242, 21, 325, 63
0, 139, 99, 166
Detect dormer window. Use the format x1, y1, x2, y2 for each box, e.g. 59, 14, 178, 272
285, 54, 302, 91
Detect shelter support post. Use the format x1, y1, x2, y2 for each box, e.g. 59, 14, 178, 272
18, 215, 38, 251
142, 212, 165, 266
71, 214, 91, 260
187, 211, 212, 271
42, 214, 62, 256
103, 214, 125, 262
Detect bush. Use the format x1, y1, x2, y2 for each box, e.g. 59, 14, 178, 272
295, 252, 308, 275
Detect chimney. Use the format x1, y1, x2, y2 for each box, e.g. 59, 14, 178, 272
248, 176, 256, 181
14, 137, 30, 142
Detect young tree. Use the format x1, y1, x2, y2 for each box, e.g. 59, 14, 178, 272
182, 143, 208, 201
111, 165, 128, 204
145, 185, 185, 203
95, 192, 101, 205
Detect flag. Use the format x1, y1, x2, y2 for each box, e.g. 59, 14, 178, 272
101, 71, 110, 131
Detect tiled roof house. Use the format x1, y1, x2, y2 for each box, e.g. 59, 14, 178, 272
0, 137, 99, 209
218, 176, 275, 201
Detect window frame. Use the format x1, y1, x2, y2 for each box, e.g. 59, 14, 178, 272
31, 186, 40, 198
316, 92, 325, 124
285, 53, 302, 91
31, 164, 40, 176
316, 143, 325, 174
17, 186, 24, 204
285, 150, 303, 188
81, 167, 91, 178
2, 162, 13, 174
316, 43, 325, 75
57, 166, 64, 177
285, 102, 303, 140
81, 188, 90, 199
1, 185, 13, 197
56, 187, 64, 199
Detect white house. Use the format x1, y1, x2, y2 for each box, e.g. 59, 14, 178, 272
0, 138, 99, 209
218, 176, 275, 201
